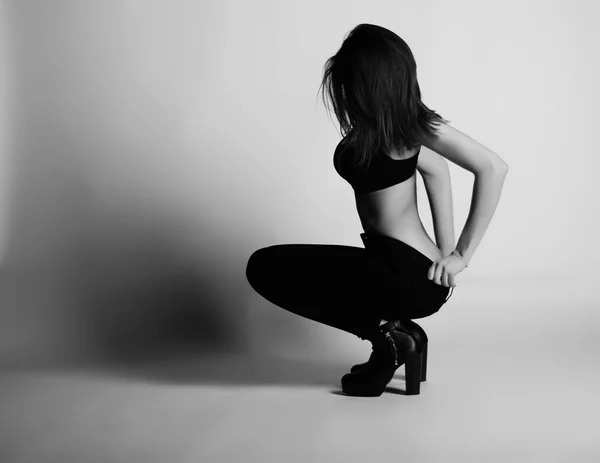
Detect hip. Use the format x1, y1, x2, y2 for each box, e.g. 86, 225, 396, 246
359, 218, 443, 263
360, 232, 451, 304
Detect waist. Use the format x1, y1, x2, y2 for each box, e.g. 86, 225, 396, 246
360, 221, 443, 262
360, 232, 436, 269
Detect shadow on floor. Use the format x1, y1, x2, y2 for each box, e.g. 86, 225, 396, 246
105, 350, 409, 395
0, 348, 410, 395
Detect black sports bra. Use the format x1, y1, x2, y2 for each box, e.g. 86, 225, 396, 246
333, 139, 420, 194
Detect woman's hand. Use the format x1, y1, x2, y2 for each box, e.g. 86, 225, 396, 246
427, 253, 467, 288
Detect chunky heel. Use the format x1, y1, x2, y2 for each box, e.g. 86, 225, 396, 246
421, 341, 428, 382
405, 351, 422, 395
341, 319, 424, 397
350, 319, 429, 379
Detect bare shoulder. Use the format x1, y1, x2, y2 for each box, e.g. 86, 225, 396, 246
421, 122, 509, 174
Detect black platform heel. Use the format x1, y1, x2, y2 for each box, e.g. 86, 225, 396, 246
341, 319, 423, 396
350, 319, 429, 382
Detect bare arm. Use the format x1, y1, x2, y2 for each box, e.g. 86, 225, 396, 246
421, 122, 509, 266
416, 149, 456, 256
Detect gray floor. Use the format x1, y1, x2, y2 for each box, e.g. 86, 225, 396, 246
1, 278, 599, 462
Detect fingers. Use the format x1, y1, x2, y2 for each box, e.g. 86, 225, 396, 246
429, 261, 444, 286
428, 262, 436, 281
441, 270, 449, 287
435, 263, 445, 286
428, 260, 457, 288
443, 268, 458, 288
448, 272, 456, 287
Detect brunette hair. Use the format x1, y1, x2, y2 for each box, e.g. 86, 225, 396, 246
319, 23, 449, 169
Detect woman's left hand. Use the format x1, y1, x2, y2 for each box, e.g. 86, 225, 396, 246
427, 253, 466, 287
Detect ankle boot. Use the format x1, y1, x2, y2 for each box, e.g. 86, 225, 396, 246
341, 319, 423, 397
349, 319, 429, 381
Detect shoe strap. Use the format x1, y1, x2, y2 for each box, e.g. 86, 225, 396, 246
379, 319, 422, 361
379, 319, 407, 335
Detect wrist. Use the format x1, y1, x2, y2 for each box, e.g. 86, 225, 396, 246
441, 248, 454, 258
451, 249, 469, 267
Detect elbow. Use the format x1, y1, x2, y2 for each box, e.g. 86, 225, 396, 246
492, 153, 509, 173
478, 161, 508, 177
495, 161, 509, 174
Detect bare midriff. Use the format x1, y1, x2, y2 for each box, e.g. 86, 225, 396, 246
355, 147, 443, 264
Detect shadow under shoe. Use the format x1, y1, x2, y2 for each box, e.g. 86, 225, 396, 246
341, 319, 423, 397
349, 319, 429, 381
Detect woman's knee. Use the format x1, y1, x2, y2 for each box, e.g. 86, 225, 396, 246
246, 246, 278, 284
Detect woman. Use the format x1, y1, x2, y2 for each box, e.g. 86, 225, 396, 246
245, 24, 508, 397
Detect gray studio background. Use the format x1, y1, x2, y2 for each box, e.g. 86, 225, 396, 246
0, 1, 599, 461
1, 0, 597, 365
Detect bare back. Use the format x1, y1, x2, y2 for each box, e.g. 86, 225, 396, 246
354, 145, 443, 263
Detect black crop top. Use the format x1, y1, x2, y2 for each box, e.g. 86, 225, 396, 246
333, 139, 420, 194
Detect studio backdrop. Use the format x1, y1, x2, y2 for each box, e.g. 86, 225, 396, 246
0, 0, 598, 366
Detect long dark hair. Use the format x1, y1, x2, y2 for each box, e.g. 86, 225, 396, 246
319, 24, 450, 170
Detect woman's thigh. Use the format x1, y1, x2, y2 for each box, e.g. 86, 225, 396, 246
246, 239, 447, 330
246, 243, 386, 336
247, 243, 379, 309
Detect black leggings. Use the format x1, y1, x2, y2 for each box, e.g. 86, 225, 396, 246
245, 232, 453, 342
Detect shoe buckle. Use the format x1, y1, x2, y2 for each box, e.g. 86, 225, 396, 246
383, 331, 399, 367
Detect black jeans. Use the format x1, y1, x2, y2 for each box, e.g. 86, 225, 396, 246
245, 232, 453, 341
